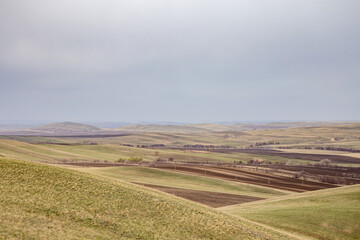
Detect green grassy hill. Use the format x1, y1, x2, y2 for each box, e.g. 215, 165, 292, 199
221, 185, 360, 240
0, 157, 294, 239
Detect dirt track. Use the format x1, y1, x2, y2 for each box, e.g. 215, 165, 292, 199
153, 165, 336, 192
135, 183, 264, 208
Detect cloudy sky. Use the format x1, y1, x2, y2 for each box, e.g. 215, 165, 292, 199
0, 0, 359, 123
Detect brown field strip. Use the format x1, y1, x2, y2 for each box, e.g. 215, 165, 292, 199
153, 165, 336, 192
262, 165, 360, 184
213, 148, 360, 164
134, 183, 264, 208
214, 167, 338, 188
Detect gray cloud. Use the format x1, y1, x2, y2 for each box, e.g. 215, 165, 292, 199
0, 0, 359, 122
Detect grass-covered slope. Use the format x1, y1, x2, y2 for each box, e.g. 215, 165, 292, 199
221, 185, 360, 240
0, 158, 293, 239
0, 139, 93, 163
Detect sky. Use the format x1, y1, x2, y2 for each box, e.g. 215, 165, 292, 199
0, 0, 359, 123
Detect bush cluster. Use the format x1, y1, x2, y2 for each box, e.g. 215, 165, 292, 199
117, 156, 143, 163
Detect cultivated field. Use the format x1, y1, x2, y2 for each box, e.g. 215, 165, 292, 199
152, 165, 336, 192
79, 166, 286, 207
217, 148, 360, 164
135, 183, 264, 208
79, 166, 285, 197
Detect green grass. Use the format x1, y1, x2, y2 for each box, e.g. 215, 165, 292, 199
0, 157, 294, 239
79, 166, 287, 198
221, 185, 360, 240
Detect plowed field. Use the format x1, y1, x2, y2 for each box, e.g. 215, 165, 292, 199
135, 183, 264, 207
153, 165, 336, 192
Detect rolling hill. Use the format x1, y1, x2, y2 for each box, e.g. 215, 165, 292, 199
0, 157, 294, 239
221, 184, 360, 240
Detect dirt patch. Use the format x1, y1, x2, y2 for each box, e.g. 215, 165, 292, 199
134, 183, 264, 208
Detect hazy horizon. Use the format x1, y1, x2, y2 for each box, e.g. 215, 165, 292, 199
1, 0, 359, 123
0, 119, 358, 126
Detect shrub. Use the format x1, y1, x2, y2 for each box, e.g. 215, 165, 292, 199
128, 156, 143, 162
117, 158, 127, 163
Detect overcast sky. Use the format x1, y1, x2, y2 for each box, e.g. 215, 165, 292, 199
0, 0, 359, 123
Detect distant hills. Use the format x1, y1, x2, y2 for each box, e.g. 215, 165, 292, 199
31, 122, 101, 133
0, 121, 358, 136
0, 122, 115, 136
116, 121, 358, 133
115, 124, 211, 133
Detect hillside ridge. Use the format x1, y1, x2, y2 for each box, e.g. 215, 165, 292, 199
0, 157, 295, 239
